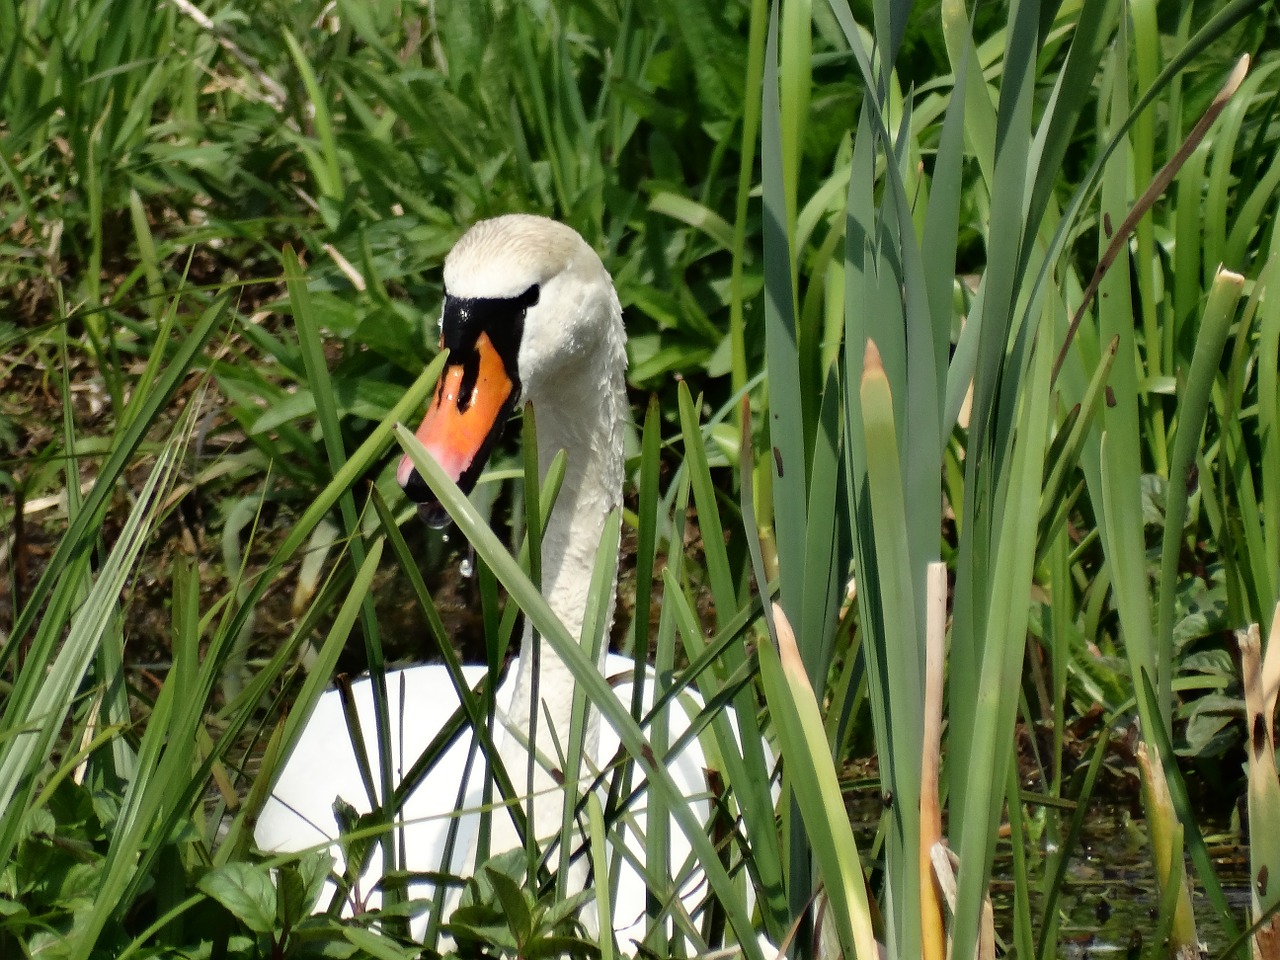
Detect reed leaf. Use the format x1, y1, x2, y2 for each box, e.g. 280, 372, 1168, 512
397, 425, 768, 960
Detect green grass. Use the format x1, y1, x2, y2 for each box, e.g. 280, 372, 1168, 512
2, 0, 1279, 957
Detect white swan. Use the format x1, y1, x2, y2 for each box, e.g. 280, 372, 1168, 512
255, 214, 767, 951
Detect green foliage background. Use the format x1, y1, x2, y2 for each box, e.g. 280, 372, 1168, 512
1, 0, 1278, 957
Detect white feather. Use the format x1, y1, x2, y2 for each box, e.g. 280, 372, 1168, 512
255, 215, 770, 951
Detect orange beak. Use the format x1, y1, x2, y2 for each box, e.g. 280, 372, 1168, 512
398, 332, 516, 521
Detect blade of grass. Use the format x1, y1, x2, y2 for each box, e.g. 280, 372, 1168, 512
762, 0, 809, 644
2, 296, 226, 676
1136, 669, 1245, 953
1156, 268, 1244, 685
284, 243, 401, 916
398, 424, 768, 960
281, 30, 343, 201
0, 427, 188, 889
858, 339, 923, 956
757, 603, 877, 960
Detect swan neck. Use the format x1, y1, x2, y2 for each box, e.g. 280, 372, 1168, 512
499, 329, 626, 840
535, 395, 623, 644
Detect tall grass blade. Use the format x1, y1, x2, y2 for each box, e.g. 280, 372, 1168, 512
2, 298, 226, 675
858, 341, 922, 954
398, 425, 767, 960
757, 604, 878, 960
1156, 269, 1244, 689
0, 428, 188, 884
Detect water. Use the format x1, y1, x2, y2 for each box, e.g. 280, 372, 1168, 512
995, 804, 1251, 958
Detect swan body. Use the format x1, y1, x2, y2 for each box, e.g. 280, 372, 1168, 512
255, 215, 765, 949
255, 657, 721, 946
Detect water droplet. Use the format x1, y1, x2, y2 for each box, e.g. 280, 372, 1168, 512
459, 557, 473, 578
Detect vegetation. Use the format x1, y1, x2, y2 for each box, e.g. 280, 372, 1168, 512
1, 0, 1278, 958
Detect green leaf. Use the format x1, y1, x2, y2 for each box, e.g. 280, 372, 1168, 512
648, 192, 736, 253
249, 389, 317, 435
526, 935, 602, 959
757, 605, 878, 960
342, 926, 422, 960
297, 849, 336, 918
1156, 269, 1245, 679
485, 865, 534, 945
275, 849, 334, 932
197, 863, 278, 934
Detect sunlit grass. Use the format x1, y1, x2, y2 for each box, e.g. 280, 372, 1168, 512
1, 0, 1278, 957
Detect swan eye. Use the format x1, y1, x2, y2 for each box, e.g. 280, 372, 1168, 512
515, 284, 540, 310
438, 284, 540, 399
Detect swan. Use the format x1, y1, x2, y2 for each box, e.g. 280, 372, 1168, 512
254, 214, 768, 951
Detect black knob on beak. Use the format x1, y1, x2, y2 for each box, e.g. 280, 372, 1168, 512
401, 467, 432, 504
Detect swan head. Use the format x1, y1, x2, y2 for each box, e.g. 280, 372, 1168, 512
398, 214, 624, 526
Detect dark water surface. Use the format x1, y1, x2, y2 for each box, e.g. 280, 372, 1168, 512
994, 804, 1251, 958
